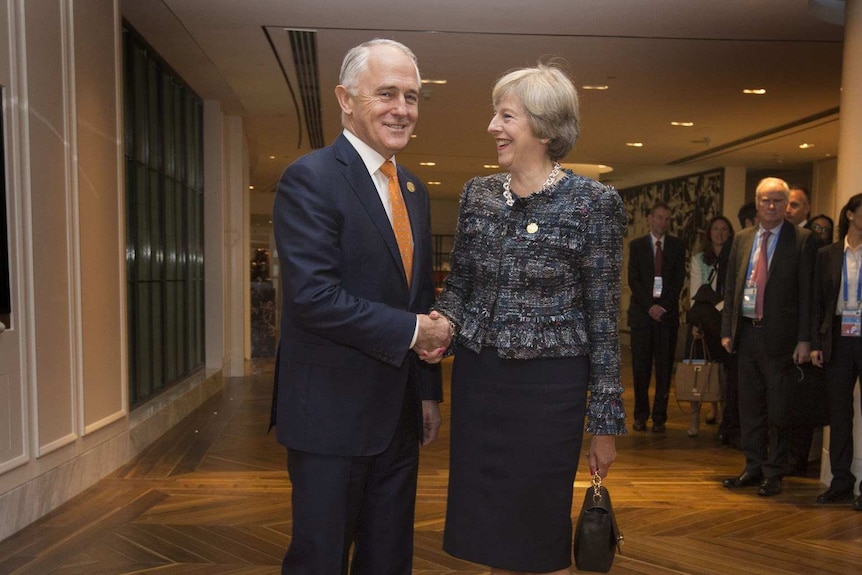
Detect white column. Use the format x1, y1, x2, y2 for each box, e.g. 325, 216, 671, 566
203, 100, 225, 370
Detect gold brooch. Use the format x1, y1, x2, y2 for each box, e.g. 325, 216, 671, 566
527, 223, 538, 234
406, 182, 416, 193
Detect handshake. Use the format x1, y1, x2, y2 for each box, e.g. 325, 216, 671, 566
413, 311, 453, 364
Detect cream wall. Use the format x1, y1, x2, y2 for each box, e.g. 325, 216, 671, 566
0, 0, 243, 541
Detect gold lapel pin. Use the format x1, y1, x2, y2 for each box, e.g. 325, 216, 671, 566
406, 182, 416, 193
527, 222, 538, 234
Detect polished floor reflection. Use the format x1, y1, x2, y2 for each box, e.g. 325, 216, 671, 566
0, 354, 860, 574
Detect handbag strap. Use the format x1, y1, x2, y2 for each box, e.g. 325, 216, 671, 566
591, 474, 624, 550
687, 330, 711, 362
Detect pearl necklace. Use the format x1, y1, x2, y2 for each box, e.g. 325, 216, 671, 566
503, 162, 562, 207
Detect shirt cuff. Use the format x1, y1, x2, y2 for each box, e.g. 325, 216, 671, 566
410, 316, 419, 349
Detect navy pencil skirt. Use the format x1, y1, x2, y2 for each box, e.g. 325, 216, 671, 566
443, 346, 589, 572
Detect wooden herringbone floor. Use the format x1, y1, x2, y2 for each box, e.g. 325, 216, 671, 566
1, 352, 862, 574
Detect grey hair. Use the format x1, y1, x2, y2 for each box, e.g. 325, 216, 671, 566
755, 177, 790, 200
339, 38, 421, 94
492, 63, 580, 161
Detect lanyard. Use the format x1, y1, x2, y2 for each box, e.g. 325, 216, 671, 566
842, 249, 862, 306
745, 229, 778, 282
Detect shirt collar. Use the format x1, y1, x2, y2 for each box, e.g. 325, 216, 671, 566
843, 236, 862, 254
342, 129, 393, 177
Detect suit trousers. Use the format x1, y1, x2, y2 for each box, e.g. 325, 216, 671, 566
630, 321, 676, 425
824, 332, 862, 492
282, 382, 419, 575
736, 321, 793, 479
719, 353, 741, 441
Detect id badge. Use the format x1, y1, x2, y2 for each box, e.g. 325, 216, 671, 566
841, 308, 862, 337
742, 285, 757, 316
652, 276, 663, 298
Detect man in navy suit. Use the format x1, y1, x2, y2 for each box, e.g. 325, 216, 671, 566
720, 177, 816, 497
627, 201, 686, 432
272, 39, 449, 575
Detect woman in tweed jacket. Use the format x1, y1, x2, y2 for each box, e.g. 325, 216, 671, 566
431, 63, 626, 575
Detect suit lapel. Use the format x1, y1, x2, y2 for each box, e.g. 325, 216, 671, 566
737, 229, 756, 292
766, 221, 794, 283
334, 136, 409, 288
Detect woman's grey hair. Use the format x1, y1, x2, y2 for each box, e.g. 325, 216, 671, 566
339, 38, 421, 94
492, 63, 580, 161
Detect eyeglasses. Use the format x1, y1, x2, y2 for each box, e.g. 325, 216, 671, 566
810, 223, 832, 234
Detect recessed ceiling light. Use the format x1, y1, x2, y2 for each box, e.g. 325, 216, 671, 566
626, 142, 644, 147
269, 155, 276, 159
483, 164, 499, 169
671, 121, 694, 127
411, 134, 418, 139
419, 162, 436, 166
742, 88, 767, 95
799, 143, 815, 149
421, 79, 447, 85
427, 181, 442, 185
249, 185, 255, 190
582, 85, 609, 91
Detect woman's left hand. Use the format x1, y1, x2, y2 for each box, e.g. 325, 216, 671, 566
588, 435, 617, 478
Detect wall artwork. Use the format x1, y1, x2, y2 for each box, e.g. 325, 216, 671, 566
618, 168, 724, 311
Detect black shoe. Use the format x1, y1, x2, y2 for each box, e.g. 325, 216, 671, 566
652, 423, 666, 433
757, 477, 782, 497
723, 472, 762, 489
816, 487, 854, 505
633, 420, 646, 432
853, 495, 862, 511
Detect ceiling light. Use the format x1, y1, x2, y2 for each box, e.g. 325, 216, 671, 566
421, 79, 447, 85
411, 134, 417, 139
427, 181, 442, 185
742, 88, 767, 95
671, 121, 694, 127
626, 142, 644, 147
799, 143, 815, 149
269, 155, 276, 159
483, 164, 499, 169
582, 85, 609, 90
419, 162, 436, 166
561, 163, 614, 178
249, 185, 255, 190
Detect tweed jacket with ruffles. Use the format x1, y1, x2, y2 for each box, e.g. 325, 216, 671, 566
433, 170, 627, 435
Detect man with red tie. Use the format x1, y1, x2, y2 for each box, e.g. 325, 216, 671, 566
720, 177, 817, 497
627, 201, 686, 432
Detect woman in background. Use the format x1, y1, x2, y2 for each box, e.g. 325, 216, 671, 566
686, 215, 734, 437
431, 63, 626, 575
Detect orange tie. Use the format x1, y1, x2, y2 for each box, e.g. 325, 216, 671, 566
380, 160, 413, 286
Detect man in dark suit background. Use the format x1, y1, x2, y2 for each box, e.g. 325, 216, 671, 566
272, 39, 450, 574
628, 201, 686, 432
720, 177, 817, 497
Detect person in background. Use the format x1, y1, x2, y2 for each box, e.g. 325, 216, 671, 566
720, 177, 817, 497
786, 184, 811, 227
786, 203, 831, 476
432, 63, 626, 575
738, 201, 757, 229
811, 194, 862, 511
686, 215, 734, 437
809, 214, 835, 246
271, 38, 448, 575
628, 201, 686, 433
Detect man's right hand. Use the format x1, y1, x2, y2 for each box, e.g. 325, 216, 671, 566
413, 312, 451, 362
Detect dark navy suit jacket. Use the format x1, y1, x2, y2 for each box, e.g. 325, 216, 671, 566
272, 133, 441, 457
627, 233, 686, 328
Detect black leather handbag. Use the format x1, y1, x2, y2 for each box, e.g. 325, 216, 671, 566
573, 473, 623, 573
